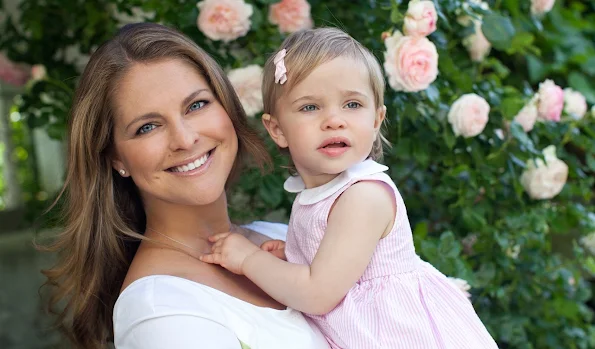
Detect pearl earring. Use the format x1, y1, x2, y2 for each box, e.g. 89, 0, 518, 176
119, 169, 126, 176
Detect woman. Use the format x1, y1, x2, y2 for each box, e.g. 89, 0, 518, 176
42, 23, 329, 349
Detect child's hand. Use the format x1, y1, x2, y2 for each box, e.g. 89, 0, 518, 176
260, 239, 286, 260
200, 232, 260, 275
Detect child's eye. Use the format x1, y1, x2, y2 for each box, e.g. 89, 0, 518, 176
188, 100, 208, 112
300, 104, 318, 112
137, 123, 157, 135
345, 101, 362, 109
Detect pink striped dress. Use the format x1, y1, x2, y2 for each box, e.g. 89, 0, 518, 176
283, 160, 498, 349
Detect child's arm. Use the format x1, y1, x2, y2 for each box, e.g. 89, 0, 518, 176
202, 181, 395, 315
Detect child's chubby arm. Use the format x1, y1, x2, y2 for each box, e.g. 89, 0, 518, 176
202, 181, 395, 315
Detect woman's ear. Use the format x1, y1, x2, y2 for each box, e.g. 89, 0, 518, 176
111, 155, 129, 177
261, 113, 289, 148
374, 105, 387, 131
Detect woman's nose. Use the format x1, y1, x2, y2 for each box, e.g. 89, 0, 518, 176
169, 118, 199, 151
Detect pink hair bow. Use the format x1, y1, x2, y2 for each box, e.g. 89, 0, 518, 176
274, 49, 287, 85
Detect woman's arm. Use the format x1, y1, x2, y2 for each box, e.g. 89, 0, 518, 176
202, 181, 395, 315
116, 315, 241, 349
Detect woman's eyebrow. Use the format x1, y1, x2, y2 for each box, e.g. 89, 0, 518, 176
125, 88, 210, 132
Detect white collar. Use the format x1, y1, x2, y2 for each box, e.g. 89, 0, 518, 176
283, 159, 389, 205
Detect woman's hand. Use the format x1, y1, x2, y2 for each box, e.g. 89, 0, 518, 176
200, 232, 260, 274
260, 240, 286, 260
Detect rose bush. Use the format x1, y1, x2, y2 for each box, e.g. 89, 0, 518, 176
2, 0, 595, 348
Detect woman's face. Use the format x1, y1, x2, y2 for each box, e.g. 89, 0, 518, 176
111, 58, 238, 207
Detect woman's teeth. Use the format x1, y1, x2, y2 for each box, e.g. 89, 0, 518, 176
171, 153, 209, 173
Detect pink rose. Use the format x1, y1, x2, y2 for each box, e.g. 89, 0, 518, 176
536, 79, 564, 122
268, 0, 313, 34
531, 0, 556, 16
31, 64, 47, 81
448, 93, 490, 138
228, 64, 263, 117
383, 31, 439, 92
521, 145, 568, 200
513, 97, 539, 132
196, 0, 253, 42
463, 21, 491, 62
563, 88, 587, 119
403, 0, 438, 37
0, 53, 30, 87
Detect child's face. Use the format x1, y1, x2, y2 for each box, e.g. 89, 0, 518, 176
269, 57, 385, 186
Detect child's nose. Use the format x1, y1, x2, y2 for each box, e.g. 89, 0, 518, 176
321, 112, 346, 130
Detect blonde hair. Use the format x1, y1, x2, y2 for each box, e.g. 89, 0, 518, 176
40, 23, 270, 349
262, 27, 388, 161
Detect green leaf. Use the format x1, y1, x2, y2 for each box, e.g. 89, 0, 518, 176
413, 221, 428, 239
586, 153, 595, 172
568, 72, 595, 104
390, 6, 403, 24
501, 97, 525, 120
481, 13, 516, 50
443, 126, 456, 150
438, 231, 462, 259
258, 175, 283, 207
526, 55, 547, 83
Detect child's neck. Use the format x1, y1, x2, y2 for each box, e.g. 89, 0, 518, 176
300, 171, 341, 189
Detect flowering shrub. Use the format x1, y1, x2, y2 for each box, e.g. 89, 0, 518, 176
2, 0, 595, 347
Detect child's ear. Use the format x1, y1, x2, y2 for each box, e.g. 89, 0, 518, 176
374, 105, 387, 132
262, 113, 289, 148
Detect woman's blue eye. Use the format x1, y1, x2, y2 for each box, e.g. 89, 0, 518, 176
301, 105, 317, 112
137, 123, 156, 135
189, 100, 208, 112
346, 101, 361, 109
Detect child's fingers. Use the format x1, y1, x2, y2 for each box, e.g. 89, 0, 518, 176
199, 253, 222, 265
208, 232, 231, 242
260, 239, 284, 251
269, 249, 287, 260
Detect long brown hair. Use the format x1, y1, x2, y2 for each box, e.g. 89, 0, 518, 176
40, 23, 270, 348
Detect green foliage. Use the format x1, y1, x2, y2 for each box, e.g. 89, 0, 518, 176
1, 0, 595, 347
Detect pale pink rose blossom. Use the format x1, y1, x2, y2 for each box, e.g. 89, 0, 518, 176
536, 79, 564, 122
383, 31, 439, 92
448, 93, 490, 138
227, 64, 263, 117
563, 88, 587, 119
0, 53, 30, 87
448, 277, 471, 298
520, 145, 568, 200
196, 0, 253, 42
463, 21, 491, 62
403, 0, 438, 37
513, 97, 539, 132
31, 64, 47, 81
268, 0, 313, 34
531, 0, 556, 16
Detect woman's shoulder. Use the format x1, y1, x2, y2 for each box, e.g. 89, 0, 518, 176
113, 275, 330, 349
114, 275, 226, 324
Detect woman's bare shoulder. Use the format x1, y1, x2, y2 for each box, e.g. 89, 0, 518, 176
120, 245, 204, 293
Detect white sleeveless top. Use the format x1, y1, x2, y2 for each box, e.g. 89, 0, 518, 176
113, 222, 329, 349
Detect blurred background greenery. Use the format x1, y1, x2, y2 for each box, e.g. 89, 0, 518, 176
1, 0, 595, 348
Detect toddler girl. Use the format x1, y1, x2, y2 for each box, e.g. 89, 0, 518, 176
201, 27, 498, 349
